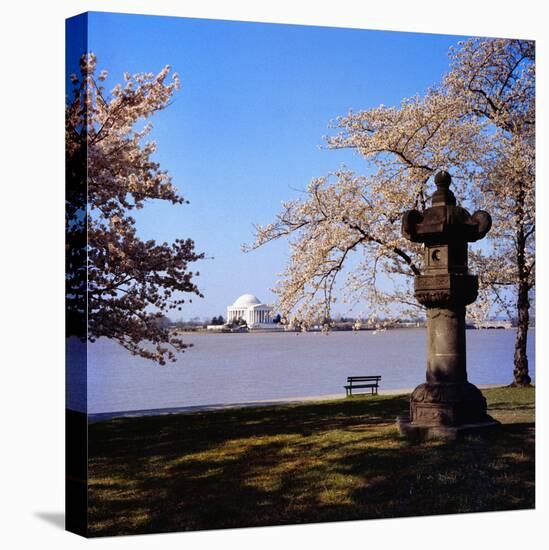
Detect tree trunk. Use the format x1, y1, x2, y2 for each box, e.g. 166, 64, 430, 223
511, 178, 532, 387
512, 281, 531, 386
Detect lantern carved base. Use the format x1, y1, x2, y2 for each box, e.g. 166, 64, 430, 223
397, 382, 500, 441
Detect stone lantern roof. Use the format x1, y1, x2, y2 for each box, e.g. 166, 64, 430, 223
402, 171, 492, 245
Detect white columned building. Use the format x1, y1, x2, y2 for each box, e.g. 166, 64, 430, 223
227, 294, 273, 328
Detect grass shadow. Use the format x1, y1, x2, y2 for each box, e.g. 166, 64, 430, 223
87, 388, 534, 536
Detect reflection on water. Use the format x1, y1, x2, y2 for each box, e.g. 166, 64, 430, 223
73, 328, 535, 413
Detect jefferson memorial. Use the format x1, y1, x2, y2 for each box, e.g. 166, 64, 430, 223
227, 294, 273, 327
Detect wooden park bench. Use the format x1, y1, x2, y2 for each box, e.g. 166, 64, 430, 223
344, 375, 381, 397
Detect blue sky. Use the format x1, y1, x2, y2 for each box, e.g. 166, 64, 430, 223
80, 12, 470, 320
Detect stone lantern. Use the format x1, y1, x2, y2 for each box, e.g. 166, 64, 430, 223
397, 171, 499, 439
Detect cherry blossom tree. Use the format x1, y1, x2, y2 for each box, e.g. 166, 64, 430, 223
446, 39, 534, 386
66, 53, 203, 364
248, 38, 534, 386
247, 90, 484, 321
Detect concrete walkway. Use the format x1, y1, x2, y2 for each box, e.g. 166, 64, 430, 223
88, 384, 506, 423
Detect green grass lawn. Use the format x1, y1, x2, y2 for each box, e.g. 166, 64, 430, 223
87, 386, 535, 537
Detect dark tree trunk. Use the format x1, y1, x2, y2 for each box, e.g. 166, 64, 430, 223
512, 181, 532, 387
512, 281, 531, 386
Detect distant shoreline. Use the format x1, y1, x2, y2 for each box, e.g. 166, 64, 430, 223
171, 326, 522, 334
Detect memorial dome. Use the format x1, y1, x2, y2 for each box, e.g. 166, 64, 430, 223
232, 294, 261, 307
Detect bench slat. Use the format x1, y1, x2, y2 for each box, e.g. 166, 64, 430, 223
344, 375, 381, 397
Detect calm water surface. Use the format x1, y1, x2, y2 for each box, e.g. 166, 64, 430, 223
73, 328, 535, 414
